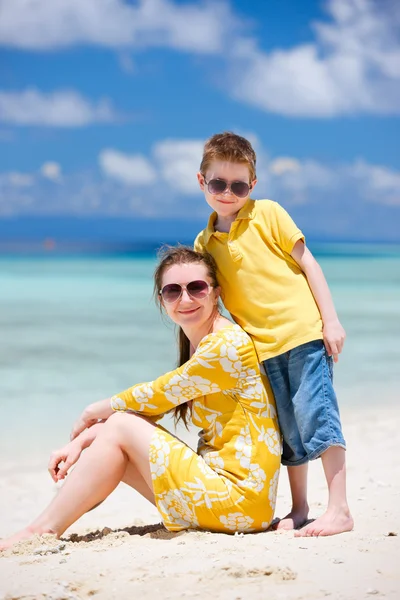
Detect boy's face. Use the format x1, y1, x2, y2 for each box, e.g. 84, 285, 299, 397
197, 160, 257, 219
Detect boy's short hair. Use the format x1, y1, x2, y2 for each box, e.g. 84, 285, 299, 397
200, 132, 257, 181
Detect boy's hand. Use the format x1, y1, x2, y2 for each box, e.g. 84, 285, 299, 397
48, 440, 82, 482
323, 319, 346, 363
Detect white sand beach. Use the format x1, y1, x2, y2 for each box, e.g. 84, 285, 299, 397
1, 405, 399, 600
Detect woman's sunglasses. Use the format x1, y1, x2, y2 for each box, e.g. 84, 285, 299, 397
203, 176, 251, 199
160, 280, 211, 304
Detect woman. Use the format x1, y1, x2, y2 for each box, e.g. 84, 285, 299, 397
0, 247, 280, 549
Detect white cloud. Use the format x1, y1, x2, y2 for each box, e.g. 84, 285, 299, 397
99, 149, 157, 185
266, 154, 400, 207
0, 88, 118, 126
153, 139, 204, 194
0, 0, 241, 54
267, 157, 336, 205
230, 0, 400, 117
269, 158, 301, 176
41, 162, 62, 182
7, 172, 34, 187
350, 159, 400, 205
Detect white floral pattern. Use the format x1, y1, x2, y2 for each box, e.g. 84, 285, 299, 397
234, 426, 252, 469
202, 406, 224, 445
258, 426, 281, 457
164, 374, 220, 405
110, 395, 126, 411
196, 457, 221, 478
149, 430, 170, 480
265, 402, 277, 420
203, 451, 225, 471
269, 469, 280, 511
240, 371, 264, 396
218, 327, 249, 348
158, 489, 199, 530
129, 382, 158, 412
237, 463, 267, 493
219, 512, 254, 532
181, 476, 232, 508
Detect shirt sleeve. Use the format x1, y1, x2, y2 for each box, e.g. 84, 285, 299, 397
269, 201, 304, 254
193, 230, 205, 252
110, 332, 239, 415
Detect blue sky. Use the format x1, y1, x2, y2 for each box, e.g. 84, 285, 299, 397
0, 0, 400, 244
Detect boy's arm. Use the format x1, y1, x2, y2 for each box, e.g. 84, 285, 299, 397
291, 240, 345, 362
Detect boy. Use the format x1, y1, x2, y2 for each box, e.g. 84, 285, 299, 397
194, 132, 353, 536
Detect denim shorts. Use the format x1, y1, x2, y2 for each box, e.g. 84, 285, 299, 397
263, 340, 346, 466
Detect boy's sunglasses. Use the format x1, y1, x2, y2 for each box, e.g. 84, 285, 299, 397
203, 176, 251, 199
160, 280, 211, 304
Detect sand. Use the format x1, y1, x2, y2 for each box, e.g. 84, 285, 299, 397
1, 406, 400, 600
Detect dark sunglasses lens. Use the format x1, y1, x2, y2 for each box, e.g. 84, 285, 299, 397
186, 280, 209, 298
231, 181, 250, 198
208, 179, 227, 194
161, 283, 182, 302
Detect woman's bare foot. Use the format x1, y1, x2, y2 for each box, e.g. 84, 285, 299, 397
0, 526, 57, 551
294, 507, 354, 537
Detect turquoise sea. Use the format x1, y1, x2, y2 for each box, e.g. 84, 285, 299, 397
1, 245, 400, 459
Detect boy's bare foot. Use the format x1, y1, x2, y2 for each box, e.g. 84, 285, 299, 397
0, 526, 56, 551
271, 503, 309, 531
294, 507, 354, 537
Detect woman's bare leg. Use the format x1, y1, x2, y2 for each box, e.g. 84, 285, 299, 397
121, 462, 156, 506
87, 447, 157, 513
0, 413, 157, 550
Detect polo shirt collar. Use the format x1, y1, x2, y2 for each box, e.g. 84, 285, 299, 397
202, 211, 218, 245
202, 199, 256, 244
236, 198, 256, 221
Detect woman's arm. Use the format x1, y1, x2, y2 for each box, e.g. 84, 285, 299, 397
70, 400, 113, 440
291, 240, 345, 362
111, 332, 237, 414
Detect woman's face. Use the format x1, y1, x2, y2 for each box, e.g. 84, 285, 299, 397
160, 262, 219, 328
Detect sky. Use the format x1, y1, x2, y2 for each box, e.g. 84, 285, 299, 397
0, 0, 400, 245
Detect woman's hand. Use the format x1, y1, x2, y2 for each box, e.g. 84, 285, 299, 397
70, 399, 114, 441
48, 439, 83, 482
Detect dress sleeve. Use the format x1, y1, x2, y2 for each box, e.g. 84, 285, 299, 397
110, 331, 239, 415
269, 201, 304, 254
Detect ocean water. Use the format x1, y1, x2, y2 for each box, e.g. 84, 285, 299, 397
1, 248, 399, 459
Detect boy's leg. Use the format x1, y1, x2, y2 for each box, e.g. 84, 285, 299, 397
263, 355, 309, 530
283, 464, 309, 530
295, 446, 353, 537
287, 341, 353, 537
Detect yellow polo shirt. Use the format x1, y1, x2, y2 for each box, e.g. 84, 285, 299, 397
194, 199, 323, 361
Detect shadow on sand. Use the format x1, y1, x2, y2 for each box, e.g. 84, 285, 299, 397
64, 522, 184, 543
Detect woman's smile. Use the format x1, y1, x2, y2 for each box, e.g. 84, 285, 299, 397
178, 307, 200, 315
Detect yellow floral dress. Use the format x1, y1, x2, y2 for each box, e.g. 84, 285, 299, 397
111, 324, 281, 533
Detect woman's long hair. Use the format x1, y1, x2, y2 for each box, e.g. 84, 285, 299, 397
154, 245, 220, 428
